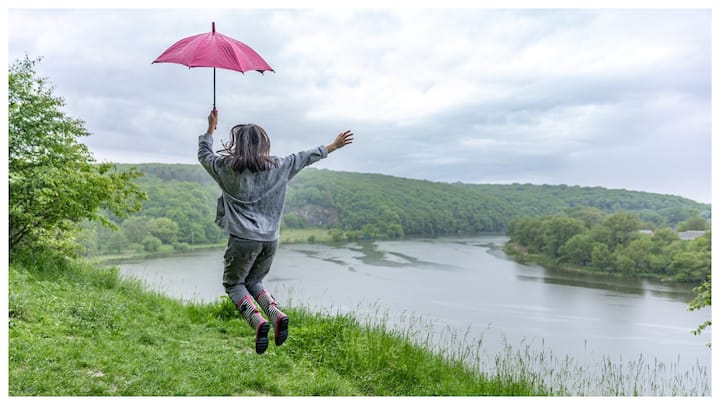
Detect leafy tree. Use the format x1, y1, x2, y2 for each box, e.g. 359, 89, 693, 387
540, 217, 586, 258
75, 224, 99, 256
8, 56, 145, 252
122, 216, 151, 244
614, 252, 636, 275
106, 232, 128, 254
677, 216, 708, 232
652, 227, 680, 248
657, 241, 685, 275
142, 235, 162, 252
670, 252, 708, 282
149, 217, 179, 244
567, 206, 605, 228
670, 232, 710, 282
621, 235, 653, 273
559, 233, 593, 266
597, 212, 642, 249
591, 243, 613, 271
508, 217, 544, 253
689, 276, 711, 346
658, 207, 699, 228
647, 254, 669, 275
282, 213, 307, 229
637, 210, 666, 228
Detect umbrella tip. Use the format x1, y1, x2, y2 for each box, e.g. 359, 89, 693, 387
212, 21, 215, 33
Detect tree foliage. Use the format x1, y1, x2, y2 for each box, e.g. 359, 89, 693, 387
79, 164, 227, 255
8, 56, 145, 252
677, 215, 709, 232
508, 211, 711, 282
81, 163, 710, 253
689, 275, 711, 345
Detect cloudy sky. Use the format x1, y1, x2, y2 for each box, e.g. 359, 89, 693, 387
6, 4, 714, 203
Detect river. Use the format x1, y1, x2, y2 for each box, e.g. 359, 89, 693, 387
117, 235, 711, 395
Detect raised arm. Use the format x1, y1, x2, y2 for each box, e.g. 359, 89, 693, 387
283, 129, 355, 180
198, 110, 222, 181
326, 130, 354, 153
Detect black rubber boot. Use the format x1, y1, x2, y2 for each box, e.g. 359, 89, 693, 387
256, 290, 289, 346
238, 295, 270, 354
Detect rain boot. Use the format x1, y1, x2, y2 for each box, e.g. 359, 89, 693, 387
237, 295, 270, 354
256, 290, 289, 346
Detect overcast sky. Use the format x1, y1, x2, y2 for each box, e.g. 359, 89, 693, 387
6, 5, 714, 203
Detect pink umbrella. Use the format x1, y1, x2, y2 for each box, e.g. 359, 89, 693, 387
153, 21, 274, 111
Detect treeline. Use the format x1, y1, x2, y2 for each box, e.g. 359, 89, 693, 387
80, 171, 225, 255
79, 164, 711, 255
285, 169, 512, 239
506, 208, 711, 282
286, 169, 710, 240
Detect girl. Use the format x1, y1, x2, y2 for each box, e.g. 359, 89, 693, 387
198, 110, 353, 354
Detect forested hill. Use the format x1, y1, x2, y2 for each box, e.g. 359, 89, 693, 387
112, 164, 709, 242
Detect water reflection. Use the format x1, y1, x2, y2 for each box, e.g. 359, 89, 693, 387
515, 266, 697, 303
346, 241, 461, 270
516, 274, 649, 296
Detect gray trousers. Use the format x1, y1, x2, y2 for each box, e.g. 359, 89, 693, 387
222, 236, 279, 308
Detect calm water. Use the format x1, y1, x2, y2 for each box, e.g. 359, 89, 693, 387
118, 235, 712, 395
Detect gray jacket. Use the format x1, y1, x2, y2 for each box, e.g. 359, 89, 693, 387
198, 133, 328, 241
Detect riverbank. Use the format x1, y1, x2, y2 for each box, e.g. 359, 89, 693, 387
8, 249, 546, 396
92, 228, 336, 264
503, 243, 667, 282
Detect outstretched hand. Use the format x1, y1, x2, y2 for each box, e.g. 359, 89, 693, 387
207, 109, 218, 135
327, 130, 354, 153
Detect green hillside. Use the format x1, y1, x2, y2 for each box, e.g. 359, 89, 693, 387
285, 168, 709, 236
85, 164, 709, 256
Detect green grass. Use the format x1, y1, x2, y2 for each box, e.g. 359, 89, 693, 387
8, 249, 545, 396
280, 227, 333, 244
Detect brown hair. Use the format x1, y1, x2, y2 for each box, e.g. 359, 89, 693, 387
219, 124, 277, 172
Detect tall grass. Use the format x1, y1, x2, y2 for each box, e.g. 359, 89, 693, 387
296, 300, 711, 396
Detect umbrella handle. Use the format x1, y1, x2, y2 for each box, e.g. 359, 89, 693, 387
213, 67, 217, 129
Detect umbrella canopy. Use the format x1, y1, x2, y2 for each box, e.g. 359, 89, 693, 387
152, 22, 274, 110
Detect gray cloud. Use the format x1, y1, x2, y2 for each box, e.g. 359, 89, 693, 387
7, 8, 712, 203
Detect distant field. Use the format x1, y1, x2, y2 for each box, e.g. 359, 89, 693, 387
280, 227, 332, 244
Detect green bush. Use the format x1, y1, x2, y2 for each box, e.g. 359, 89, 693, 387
173, 242, 190, 253
142, 236, 162, 252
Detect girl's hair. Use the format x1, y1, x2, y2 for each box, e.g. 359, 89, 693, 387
219, 124, 277, 172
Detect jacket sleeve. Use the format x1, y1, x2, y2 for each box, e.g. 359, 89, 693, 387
198, 133, 223, 182
283, 145, 329, 180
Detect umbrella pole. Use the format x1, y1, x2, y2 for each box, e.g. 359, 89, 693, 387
213, 67, 216, 112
